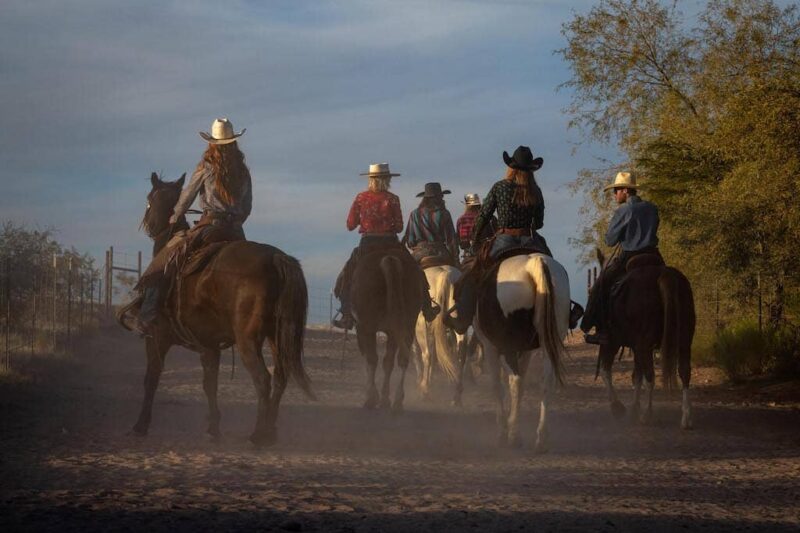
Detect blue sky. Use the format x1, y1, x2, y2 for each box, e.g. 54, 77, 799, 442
1, 0, 628, 319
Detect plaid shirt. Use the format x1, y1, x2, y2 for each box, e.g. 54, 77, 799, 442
346, 190, 404, 234
456, 209, 496, 250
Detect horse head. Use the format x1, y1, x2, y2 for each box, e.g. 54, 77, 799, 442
141, 172, 186, 240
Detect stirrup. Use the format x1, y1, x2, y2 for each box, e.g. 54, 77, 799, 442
584, 330, 609, 345
332, 310, 355, 330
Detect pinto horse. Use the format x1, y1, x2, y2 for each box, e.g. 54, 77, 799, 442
414, 264, 468, 406
351, 247, 424, 412
594, 249, 696, 429
455, 253, 570, 452
118, 173, 313, 447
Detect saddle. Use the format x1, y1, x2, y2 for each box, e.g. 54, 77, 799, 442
420, 255, 455, 269
610, 254, 667, 303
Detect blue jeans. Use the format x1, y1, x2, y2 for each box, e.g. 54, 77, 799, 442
489, 232, 551, 258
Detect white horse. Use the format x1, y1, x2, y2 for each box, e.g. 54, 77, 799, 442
414, 265, 468, 406
465, 253, 570, 452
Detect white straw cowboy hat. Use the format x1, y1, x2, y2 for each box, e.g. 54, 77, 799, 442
603, 171, 643, 192
359, 162, 401, 177
199, 118, 246, 145
462, 193, 482, 206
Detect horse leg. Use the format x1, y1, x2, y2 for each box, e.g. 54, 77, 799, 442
485, 343, 507, 445
417, 326, 433, 401
200, 348, 221, 438
536, 349, 556, 454
640, 346, 656, 425
507, 352, 531, 449
629, 347, 643, 424
358, 328, 380, 409
679, 349, 693, 430
392, 336, 411, 414
452, 332, 467, 407
237, 337, 274, 447
132, 335, 171, 436
267, 338, 289, 432
600, 343, 626, 419
380, 336, 396, 410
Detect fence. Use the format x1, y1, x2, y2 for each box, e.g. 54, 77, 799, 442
0, 252, 104, 370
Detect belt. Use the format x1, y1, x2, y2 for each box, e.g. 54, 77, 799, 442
497, 227, 531, 236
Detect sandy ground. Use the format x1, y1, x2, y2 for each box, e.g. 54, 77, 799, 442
1, 324, 799, 532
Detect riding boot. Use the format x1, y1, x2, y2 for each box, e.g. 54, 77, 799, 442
135, 286, 160, 336
332, 294, 355, 330
443, 272, 476, 334
417, 269, 440, 322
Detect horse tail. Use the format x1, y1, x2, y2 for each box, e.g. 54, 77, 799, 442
273, 252, 315, 400
379, 255, 407, 340
431, 268, 459, 382
530, 257, 566, 386
658, 267, 696, 392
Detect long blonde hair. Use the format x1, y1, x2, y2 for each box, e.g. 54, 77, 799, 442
199, 142, 251, 205
368, 176, 391, 192
505, 167, 540, 207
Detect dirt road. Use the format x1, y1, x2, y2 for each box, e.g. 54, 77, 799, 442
1, 325, 799, 532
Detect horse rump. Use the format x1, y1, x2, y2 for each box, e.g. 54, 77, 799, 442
657, 267, 695, 391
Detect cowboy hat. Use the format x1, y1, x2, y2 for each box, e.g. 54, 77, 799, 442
462, 193, 481, 206
359, 162, 401, 177
503, 146, 543, 171
199, 118, 246, 145
416, 182, 451, 198
603, 171, 642, 192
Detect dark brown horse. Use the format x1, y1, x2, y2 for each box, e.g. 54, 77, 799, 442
595, 249, 696, 429
351, 248, 424, 412
119, 173, 313, 446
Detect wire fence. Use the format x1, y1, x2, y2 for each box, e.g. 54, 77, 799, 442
0, 252, 102, 370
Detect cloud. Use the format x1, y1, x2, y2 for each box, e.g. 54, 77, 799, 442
1, 0, 612, 307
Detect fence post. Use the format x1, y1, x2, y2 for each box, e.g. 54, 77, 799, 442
138, 251, 142, 280
5, 257, 10, 370
52, 252, 57, 350
79, 273, 84, 329
66, 256, 72, 348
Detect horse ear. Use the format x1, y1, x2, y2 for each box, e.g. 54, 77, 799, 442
150, 172, 159, 188
177, 173, 186, 188
596, 248, 605, 267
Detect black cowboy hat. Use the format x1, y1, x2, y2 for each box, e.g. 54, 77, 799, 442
502, 146, 543, 171
416, 182, 452, 198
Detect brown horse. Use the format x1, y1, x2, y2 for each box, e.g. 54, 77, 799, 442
595, 249, 696, 429
119, 173, 313, 446
350, 247, 424, 412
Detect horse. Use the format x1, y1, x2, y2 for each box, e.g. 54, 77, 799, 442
118, 172, 314, 447
413, 264, 468, 406
350, 247, 424, 413
454, 253, 570, 452
594, 249, 696, 429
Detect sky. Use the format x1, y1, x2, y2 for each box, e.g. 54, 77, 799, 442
1, 0, 627, 321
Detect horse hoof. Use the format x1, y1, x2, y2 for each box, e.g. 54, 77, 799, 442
534, 440, 549, 454
611, 400, 627, 420
249, 429, 277, 448
450, 398, 463, 408
379, 397, 392, 410
509, 434, 523, 449
681, 417, 693, 430
391, 402, 404, 415
129, 424, 148, 437
363, 391, 380, 410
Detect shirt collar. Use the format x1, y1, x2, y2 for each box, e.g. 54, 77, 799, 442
627, 194, 642, 205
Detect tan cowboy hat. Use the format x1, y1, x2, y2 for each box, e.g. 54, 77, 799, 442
462, 193, 481, 206
603, 171, 642, 192
359, 162, 401, 177
199, 118, 246, 145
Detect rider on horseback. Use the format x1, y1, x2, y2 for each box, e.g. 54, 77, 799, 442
332, 163, 440, 330
456, 193, 497, 263
403, 182, 459, 266
581, 171, 663, 345
443, 146, 552, 334
134, 118, 251, 334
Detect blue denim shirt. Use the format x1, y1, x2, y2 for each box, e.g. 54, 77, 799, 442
605, 195, 659, 251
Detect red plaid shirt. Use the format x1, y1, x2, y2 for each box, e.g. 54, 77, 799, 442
347, 190, 404, 234
456, 210, 479, 249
